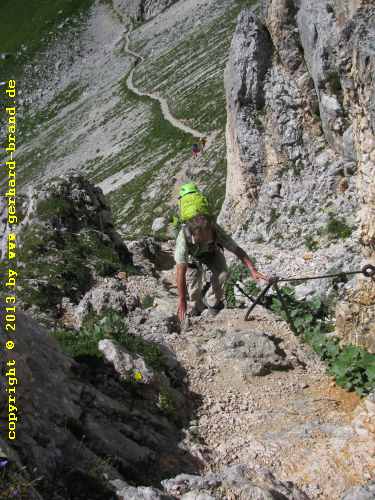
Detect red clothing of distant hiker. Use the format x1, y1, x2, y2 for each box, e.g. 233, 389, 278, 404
192, 143, 200, 158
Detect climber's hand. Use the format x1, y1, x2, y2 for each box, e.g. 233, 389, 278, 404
178, 297, 187, 321
250, 269, 269, 283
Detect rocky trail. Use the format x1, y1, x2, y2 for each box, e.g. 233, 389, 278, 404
116, 251, 375, 499
164, 303, 374, 499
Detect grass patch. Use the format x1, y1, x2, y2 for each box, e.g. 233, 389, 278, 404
158, 387, 177, 418
304, 235, 319, 251
52, 310, 165, 371
266, 208, 280, 231
325, 215, 352, 240
20, 82, 86, 142
131, 1, 252, 132
18, 188, 130, 316
0, 0, 94, 80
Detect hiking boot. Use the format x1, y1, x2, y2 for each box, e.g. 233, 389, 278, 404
211, 301, 224, 311
189, 306, 206, 317
205, 301, 225, 316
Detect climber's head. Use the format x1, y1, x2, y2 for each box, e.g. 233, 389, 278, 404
178, 183, 199, 199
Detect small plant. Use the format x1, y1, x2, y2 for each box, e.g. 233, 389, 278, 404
255, 235, 265, 244
325, 216, 352, 240
326, 70, 342, 95
267, 208, 280, 229
224, 263, 260, 308
158, 387, 176, 418
304, 235, 319, 251
142, 295, 155, 309
269, 286, 375, 395
52, 310, 165, 370
289, 205, 297, 217
0, 463, 42, 499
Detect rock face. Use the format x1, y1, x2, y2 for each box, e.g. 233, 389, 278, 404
221, 0, 375, 349
110, 464, 309, 499
161, 465, 309, 499
221, 10, 273, 229
16, 174, 132, 326
99, 338, 156, 383
0, 313, 195, 499
331, 3, 375, 351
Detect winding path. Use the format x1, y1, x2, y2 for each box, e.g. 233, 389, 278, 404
123, 31, 206, 140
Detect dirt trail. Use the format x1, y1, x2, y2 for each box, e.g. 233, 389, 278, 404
122, 30, 207, 139
165, 304, 371, 499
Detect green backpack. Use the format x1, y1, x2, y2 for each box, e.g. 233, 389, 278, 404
175, 183, 216, 249
179, 191, 211, 222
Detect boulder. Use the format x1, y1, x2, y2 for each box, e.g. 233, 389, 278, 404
0, 313, 195, 496
98, 339, 155, 383
223, 331, 292, 376
73, 277, 130, 328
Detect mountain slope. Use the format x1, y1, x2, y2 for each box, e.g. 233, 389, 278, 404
3, 0, 254, 239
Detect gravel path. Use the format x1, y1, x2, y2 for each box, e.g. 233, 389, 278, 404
122, 26, 207, 139
167, 305, 364, 499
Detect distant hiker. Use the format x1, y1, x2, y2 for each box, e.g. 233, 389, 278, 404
174, 183, 268, 321
200, 137, 207, 152
192, 143, 200, 158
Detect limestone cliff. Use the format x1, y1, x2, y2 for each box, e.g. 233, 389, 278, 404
221, 0, 375, 350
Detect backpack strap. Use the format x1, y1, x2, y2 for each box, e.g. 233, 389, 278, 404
182, 223, 193, 245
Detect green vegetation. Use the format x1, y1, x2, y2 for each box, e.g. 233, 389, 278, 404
142, 295, 155, 309
270, 287, 375, 395
226, 265, 375, 395
304, 235, 319, 251
52, 311, 165, 370
158, 387, 177, 418
18, 226, 93, 311
267, 208, 280, 230
118, 83, 193, 161
20, 82, 86, 142
224, 262, 260, 308
326, 70, 342, 95
132, 1, 252, 132
325, 215, 353, 240
0, 0, 94, 79
18, 191, 129, 314
0, 464, 42, 499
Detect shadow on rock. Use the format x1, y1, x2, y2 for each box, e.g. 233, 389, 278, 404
0, 313, 202, 499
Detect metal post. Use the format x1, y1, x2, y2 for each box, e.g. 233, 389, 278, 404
244, 282, 274, 321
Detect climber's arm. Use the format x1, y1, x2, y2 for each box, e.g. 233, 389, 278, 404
175, 230, 189, 320
176, 263, 188, 321
216, 225, 268, 283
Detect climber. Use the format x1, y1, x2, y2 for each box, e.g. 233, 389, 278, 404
192, 143, 200, 158
175, 183, 268, 321
199, 137, 207, 152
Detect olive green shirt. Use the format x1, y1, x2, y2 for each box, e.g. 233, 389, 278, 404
174, 223, 239, 264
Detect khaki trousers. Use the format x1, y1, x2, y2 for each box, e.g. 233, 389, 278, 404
186, 249, 229, 312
